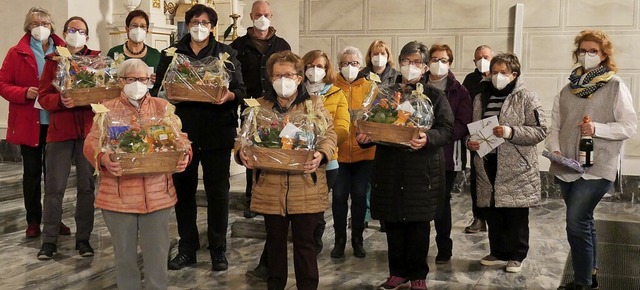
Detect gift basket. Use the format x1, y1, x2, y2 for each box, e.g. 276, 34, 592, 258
238, 99, 329, 173
163, 51, 231, 103
92, 104, 190, 176
53, 49, 120, 106
356, 83, 434, 147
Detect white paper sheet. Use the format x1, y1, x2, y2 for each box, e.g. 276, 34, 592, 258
467, 116, 504, 157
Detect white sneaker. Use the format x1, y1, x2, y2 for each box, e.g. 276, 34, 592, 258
506, 260, 522, 273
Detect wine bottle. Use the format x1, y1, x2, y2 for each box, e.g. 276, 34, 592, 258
579, 116, 594, 167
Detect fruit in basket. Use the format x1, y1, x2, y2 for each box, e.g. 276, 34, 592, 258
117, 129, 150, 153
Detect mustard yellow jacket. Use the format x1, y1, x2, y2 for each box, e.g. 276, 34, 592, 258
334, 73, 376, 163
321, 85, 350, 161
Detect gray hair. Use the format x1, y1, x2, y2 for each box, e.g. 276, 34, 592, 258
398, 41, 429, 65
337, 46, 363, 67
116, 59, 150, 78
475, 45, 494, 55
252, 0, 270, 10
23, 7, 54, 34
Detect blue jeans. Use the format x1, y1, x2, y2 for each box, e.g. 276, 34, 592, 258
558, 178, 612, 286
332, 161, 373, 239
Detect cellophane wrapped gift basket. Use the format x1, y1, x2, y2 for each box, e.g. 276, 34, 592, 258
53, 49, 120, 106
356, 83, 434, 147
237, 99, 330, 173
92, 104, 190, 176
163, 51, 231, 103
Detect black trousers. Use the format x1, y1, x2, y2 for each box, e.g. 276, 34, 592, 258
385, 221, 431, 280
173, 148, 231, 254
434, 171, 456, 257
264, 213, 323, 290
20, 124, 48, 225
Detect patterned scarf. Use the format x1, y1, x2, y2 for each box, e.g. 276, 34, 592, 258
569, 66, 615, 98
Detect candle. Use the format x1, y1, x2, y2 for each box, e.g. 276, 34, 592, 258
231, 0, 237, 15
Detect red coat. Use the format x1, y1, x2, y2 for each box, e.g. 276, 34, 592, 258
0, 33, 65, 146
38, 47, 100, 143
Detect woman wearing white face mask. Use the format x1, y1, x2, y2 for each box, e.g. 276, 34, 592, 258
333, 45, 376, 259
35, 15, 102, 260
362, 40, 398, 87
549, 31, 637, 290
467, 52, 547, 274
426, 43, 473, 265
151, 4, 247, 272
235, 51, 337, 290
107, 10, 161, 85
83, 58, 192, 290
0, 7, 65, 239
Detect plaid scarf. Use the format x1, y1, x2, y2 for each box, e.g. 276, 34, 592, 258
569, 66, 615, 99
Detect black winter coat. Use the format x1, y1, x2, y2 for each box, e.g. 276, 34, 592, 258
151, 33, 247, 150
370, 76, 454, 222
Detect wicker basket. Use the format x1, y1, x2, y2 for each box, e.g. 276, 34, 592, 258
110, 150, 186, 176
244, 146, 314, 173
357, 120, 420, 146
65, 87, 121, 106
165, 83, 224, 103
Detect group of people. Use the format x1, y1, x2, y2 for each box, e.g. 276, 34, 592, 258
0, 1, 636, 290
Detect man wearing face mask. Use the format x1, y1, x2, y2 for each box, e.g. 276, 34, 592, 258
107, 10, 161, 83
426, 44, 472, 264
0, 7, 65, 239
231, 0, 291, 219
36, 16, 100, 260
461, 44, 494, 235
151, 4, 246, 272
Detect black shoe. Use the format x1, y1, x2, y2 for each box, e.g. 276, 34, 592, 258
76, 240, 94, 257
37, 243, 57, 260
168, 251, 196, 270
352, 240, 366, 258
246, 264, 268, 281
591, 273, 598, 289
465, 218, 487, 233
379, 221, 386, 232
330, 236, 346, 258
244, 208, 257, 219
557, 281, 591, 290
211, 246, 228, 271
435, 254, 451, 264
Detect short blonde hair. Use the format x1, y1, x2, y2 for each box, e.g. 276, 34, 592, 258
23, 7, 54, 34
266, 51, 303, 80
116, 59, 150, 78
365, 40, 394, 68
301, 50, 336, 84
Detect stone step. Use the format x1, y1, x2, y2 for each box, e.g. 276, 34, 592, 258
0, 162, 77, 203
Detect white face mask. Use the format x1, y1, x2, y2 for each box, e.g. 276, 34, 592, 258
341, 65, 359, 82
429, 61, 449, 77
31, 26, 51, 42
253, 15, 270, 31
189, 24, 210, 42
400, 64, 422, 82
273, 77, 297, 98
123, 81, 148, 101
65, 32, 86, 48
491, 73, 512, 90
305, 67, 326, 83
476, 58, 490, 73
371, 55, 387, 68
128, 27, 146, 43
305, 81, 325, 95
578, 53, 601, 70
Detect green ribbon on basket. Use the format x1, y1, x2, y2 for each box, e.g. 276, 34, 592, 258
90, 103, 111, 176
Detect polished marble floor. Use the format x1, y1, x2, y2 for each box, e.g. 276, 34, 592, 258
1, 169, 639, 290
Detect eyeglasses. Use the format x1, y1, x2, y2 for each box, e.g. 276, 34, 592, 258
430, 57, 450, 64
272, 72, 299, 80
120, 77, 150, 84
29, 22, 52, 28
189, 20, 211, 26
128, 24, 147, 30
339, 61, 359, 67
578, 49, 600, 57
306, 64, 326, 70
400, 58, 424, 67
66, 27, 87, 35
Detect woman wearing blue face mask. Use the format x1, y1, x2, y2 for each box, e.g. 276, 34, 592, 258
106, 10, 161, 85
467, 52, 547, 274
550, 30, 637, 290
0, 7, 65, 239
235, 51, 337, 290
